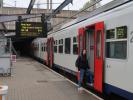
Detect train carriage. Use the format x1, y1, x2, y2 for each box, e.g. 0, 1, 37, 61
32, 0, 133, 99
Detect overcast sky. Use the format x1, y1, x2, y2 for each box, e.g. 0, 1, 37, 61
3, 0, 113, 10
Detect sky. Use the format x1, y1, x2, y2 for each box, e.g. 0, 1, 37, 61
3, 0, 113, 10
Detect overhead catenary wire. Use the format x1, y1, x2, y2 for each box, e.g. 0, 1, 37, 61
51, 0, 102, 31
3, 2, 15, 7
34, 3, 62, 5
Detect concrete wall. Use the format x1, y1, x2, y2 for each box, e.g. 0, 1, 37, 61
0, 7, 84, 31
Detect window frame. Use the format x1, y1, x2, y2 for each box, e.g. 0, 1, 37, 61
73, 36, 78, 55
41, 43, 43, 51
106, 40, 127, 59
58, 39, 64, 54
106, 26, 128, 60
54, 40, 57, 53
65, 38, 71, 54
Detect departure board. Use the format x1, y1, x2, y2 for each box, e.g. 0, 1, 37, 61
116, 26, 127, 39
16, 22, 44, 37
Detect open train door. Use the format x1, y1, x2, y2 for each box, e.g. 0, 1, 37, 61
77, 28, 86, 80
47, 37, 54, 68
94, 22, 104, 93
50, 37, 54, 68
78, 28, 86, 54
46, 39, 49, 66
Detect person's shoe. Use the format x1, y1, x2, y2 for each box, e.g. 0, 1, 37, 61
78, 87, 83, 93
86, 83, 93, 87
90, 83, 93, 87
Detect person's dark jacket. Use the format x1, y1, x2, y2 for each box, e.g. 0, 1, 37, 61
75, 55, 89, 70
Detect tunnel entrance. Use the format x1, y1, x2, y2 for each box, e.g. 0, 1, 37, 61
12, 38, 34, 57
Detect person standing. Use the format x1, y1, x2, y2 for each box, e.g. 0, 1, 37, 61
75, 49, 88, 92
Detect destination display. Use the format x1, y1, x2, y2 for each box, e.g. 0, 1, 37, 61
16, 22, 45, 37
116, 26, 127, 39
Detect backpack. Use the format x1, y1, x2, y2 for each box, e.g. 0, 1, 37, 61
75, 56, 81, 69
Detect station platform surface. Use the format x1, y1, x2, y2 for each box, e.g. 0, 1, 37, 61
0, 58, 102, 100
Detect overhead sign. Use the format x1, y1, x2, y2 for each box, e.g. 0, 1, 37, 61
16, 22, 46, 37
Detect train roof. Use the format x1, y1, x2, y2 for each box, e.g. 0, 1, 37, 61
52, 0, 132, 33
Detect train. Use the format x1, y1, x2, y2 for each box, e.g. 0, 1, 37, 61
31, 0, 133, 99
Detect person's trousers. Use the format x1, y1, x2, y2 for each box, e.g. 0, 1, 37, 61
78, 68, 85, 88
78, 68, 93, 88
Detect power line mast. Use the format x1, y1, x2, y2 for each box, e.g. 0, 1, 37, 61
50, 0, 52, 13
14, 0, 16, 8
47, 0, 49, 13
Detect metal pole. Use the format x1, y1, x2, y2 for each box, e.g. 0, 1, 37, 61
47, 0, 49, 13
50, 0, 52, 13
15, 1, 16, 7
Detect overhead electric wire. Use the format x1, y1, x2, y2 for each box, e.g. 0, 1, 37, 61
3, 2, 15, 7
52, 0, 102, 30
34, 3, 62, 5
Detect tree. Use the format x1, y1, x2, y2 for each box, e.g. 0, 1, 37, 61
81, 0, 100, 11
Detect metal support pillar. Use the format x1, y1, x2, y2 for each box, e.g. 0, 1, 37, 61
50, 0, 52, 13
26, 0, 36, 14
47, 0, 49, 13
46, 0, 73, 20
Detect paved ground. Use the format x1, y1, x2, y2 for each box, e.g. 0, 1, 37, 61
0, 57, 101, 100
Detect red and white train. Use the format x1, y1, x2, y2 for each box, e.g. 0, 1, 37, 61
31, 0, 133, 99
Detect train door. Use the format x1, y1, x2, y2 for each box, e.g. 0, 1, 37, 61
78, 28, 86, 54
46, 39, 49, 66
86, 25, 95, 86
78, 22, 104, 93
94, 22, 104, 93
77, 28, 86, 81
47, 38, 54, 68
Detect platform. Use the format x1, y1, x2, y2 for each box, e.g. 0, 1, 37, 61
0, 57, 102, 100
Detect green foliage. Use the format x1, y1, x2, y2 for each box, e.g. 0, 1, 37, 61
80, 0, 97, 11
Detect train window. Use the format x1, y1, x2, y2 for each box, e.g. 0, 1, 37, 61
73, 36, 78, 55
58, 39, 63, 53
54, 40, 57, 53
73, 44, 78, 54
41, 46, 43, 51
106, 41, 127, 59
61, 39, 63, 44
106, 29, 115, 39
41, 43, 42, 51
96, 30, 102, 58
116, 26, 127, 39
59, 40, 61, 44
65, 38, 71, 54
54, 46, 57, 53
43, 46, 45, 51
59, 46, 63, 53
73, 37, 77, 43
56, 40, 58, 45
59, 39, 63, 45
106, 26, 127, 59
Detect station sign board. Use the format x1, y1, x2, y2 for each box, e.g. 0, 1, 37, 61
16, 22, 46, 38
